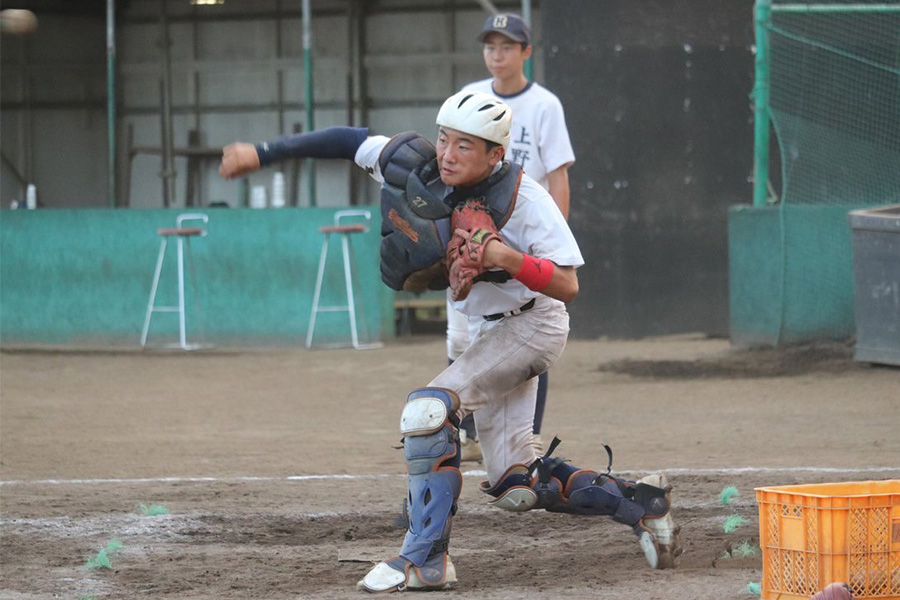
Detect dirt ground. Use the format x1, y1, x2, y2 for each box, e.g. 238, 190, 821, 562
1, 335, 898, 600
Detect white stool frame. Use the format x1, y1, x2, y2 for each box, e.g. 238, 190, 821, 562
306, 210, 382, 350
141, 213, 209, 350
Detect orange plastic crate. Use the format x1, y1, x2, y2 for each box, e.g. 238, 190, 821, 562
755, 480, 900, 600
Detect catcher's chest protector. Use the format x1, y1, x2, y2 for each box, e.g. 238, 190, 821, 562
378, 131, 521, 292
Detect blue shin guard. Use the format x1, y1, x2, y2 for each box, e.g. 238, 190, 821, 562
358, 388, 462, 593
479, 440, 681, 570
479, 460, 644, 522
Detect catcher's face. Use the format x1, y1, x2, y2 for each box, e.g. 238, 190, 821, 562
436, 127, 505, 188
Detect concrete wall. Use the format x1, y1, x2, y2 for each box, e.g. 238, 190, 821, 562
0, 208, 392, 347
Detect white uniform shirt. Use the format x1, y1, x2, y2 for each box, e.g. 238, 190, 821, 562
354, 136, 584, 318
462, 80, 575, 191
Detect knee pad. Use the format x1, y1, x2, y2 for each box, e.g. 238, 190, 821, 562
398, 388, 462, 577
479, 456, 571, 513
479, 464, 540, 512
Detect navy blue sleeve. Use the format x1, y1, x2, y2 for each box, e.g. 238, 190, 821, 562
255, 126, 369, 166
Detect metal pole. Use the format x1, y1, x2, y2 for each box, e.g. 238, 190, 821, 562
276, 0, 285, 135
177, 237, 187, 349
752, 0, 772, 207
107, 0, 116, 208
302, 0, 317, 207
192, 10, 202, 205
347, 1, 357, 205
521, 0, 533, 80
773, 3, 900, 11
159, 0, 176, 208
475, 0, 499, 13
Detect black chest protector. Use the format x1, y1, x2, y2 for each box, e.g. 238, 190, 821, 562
378, 131, 522, 292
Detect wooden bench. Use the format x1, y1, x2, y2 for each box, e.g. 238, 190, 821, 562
394, 292, 446, 336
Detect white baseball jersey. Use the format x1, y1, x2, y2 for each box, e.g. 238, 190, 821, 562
462, 79, 575, 191
354, 136, 584, 318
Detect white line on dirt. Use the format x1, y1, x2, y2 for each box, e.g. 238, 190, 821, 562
2, 466, 897, 487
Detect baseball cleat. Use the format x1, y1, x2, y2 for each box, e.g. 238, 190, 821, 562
635, 525, 660, 569
356, 557, 457, 593
357, 562, 407, 593
635, 473, 683, 569
408, 557, 456, 590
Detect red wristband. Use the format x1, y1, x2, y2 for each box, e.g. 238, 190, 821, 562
514, 254, 554, 291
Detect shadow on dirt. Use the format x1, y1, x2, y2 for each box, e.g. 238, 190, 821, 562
598, 341, 869, 379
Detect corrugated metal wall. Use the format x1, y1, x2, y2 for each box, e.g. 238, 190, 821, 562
0, 0, 538, 210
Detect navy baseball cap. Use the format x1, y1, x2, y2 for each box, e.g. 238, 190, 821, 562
477, 13, 531, 45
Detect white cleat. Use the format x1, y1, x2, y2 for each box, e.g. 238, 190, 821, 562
636, 473, 683, 569
637, 528, 660, 569
357, 562, 407, 593
356, 557, 457, 593
408, 557, 456, 590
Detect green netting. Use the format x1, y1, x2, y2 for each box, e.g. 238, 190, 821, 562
758, 2, 900, 344
769, 2, 900, 207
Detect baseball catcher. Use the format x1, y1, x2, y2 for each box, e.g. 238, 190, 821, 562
219, 90, 682, 593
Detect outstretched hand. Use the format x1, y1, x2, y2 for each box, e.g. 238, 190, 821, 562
219, 143, 261, 179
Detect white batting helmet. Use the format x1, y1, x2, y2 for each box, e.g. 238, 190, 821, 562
436, 91, 512, 151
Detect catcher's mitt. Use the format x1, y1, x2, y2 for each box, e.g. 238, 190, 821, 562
445, 199, 503, 301
811, 582, 854, 600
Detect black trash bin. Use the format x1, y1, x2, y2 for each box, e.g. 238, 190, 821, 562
848, 204, 900, 366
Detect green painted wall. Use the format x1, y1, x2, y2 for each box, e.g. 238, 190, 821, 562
729, 204, 863, 347
0, 209, 394, 347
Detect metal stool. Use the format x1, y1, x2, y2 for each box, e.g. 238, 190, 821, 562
306, 210, 382, 350
141, 213, 209, 350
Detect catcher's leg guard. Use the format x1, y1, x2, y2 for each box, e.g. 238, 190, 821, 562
357, 388, 462, 593
556, 469, 681, 569
479, 441, 682, 570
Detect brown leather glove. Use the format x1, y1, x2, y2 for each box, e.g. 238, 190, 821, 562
444, 199, 503, 301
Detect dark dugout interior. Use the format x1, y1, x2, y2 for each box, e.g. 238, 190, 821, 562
544, 0, 756, 338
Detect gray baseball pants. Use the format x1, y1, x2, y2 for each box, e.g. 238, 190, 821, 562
428, 294, 570, 485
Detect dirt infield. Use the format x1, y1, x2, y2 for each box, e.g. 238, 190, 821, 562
2, 335, 898, 599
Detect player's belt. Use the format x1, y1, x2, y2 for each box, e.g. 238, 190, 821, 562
483, 298, 536, 322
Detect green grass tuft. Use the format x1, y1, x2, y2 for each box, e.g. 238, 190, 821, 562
724, 513, 748, 533
733, 540, 760, 557
720, 485, 740, 506
85, 539, 123, 570
139, 503, 170, 516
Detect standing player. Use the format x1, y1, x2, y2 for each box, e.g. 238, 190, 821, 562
219, 91, 680, 592
451, 13, 576, 462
